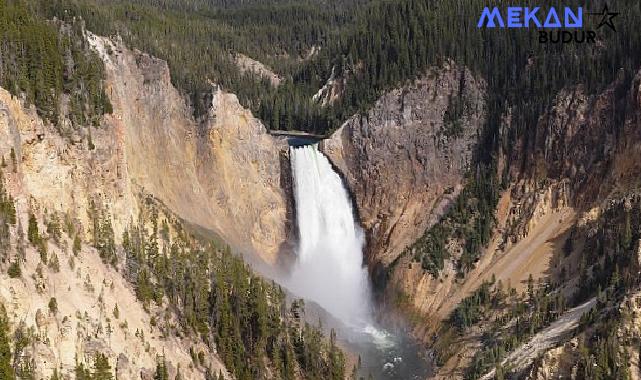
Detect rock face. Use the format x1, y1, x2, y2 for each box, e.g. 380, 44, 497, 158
0, 32, 292, 379
89, 34, 290, 263
0, 221, 228, 380
426, 69, 641, 378
312, 66, 346, 106
318, 60, 641, 380
516, 76, 631, 207
201, 89, 291, 261
0, 84, 138, 241
234, 53, 282, 87
321, 63, 486, 268
0, 95, 227, 380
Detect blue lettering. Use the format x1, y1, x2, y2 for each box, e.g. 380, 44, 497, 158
544, 7, 562, 28
478, 7, 505, 28
565, 7, 583, 28
524, 7, 541, 28
479, 6, 582, 29
507, 7, 523, 28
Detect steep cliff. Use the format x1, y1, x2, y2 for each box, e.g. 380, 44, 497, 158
320, 54, 641, 379
89, 34, 290, 263
498, 69, 641, 380
429, 69, 641, 379
0, 82, 228, 379
0, 32, 296, 379
0, 83, 137, 243
321, 62, 486, 269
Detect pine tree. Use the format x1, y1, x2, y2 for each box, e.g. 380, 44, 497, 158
9, 149, 16, 173
73, 234, 82, 255
174, 364, 183, 380
88, 128, 95, 150
136, 269, 154, 307
0, 304, 15, 380
7, 262, 21, 278
622, 210, 632, 250
154, 358, 169, 380
50, 368, 61, 380
75, 360, 91, 380
16, 220, 25, 262
93, 353, 113, 380
48, 298, 58, 315
27, 213, 40, 245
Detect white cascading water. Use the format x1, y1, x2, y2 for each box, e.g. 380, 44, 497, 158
288, 144, 373, 327
288, 145, 431, 380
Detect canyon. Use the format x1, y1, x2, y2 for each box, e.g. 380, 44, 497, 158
2, 25, 641, 380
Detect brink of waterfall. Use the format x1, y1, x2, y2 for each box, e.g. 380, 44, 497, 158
288, 144, 373, 327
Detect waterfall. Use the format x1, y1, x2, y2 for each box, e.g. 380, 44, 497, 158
287, 145, 431, 380
288, 144, 372, 327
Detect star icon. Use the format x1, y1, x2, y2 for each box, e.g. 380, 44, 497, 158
589, 3, 619, 32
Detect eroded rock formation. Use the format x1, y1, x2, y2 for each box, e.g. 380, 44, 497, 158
90, 34, 290, 263
321, 62, 486, 268
0, 32, 294, 379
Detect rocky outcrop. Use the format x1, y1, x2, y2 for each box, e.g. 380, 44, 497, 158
0, 85, 226, 378
0, 32, 292, 379
478, 298, 596, 380
425, 68, 641, 378
502, 69, 641, 252
317, 62, 641, 380
505, 73, 641, 380
89, 34, 290, 263
234, 53, 282, 87
0, 86, 138, 241
199, 88, 290, 261
516, 70, 637, 207
312, 66, 346, 106
321, 62, 486, 268
0, 196, 228, 379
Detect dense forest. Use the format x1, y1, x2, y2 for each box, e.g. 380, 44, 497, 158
5, 0, 641, 137
37, 0, 361, 125
10, 0, 641, 142
115, 198, 347, 380
2, 187, 347, 379
0, 0, 111, 136
28, 0, 641, 138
